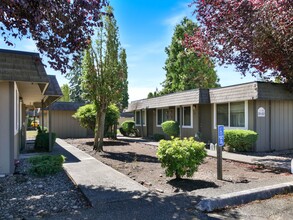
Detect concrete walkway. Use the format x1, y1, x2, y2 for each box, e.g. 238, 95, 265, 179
48, 138, 293, 218
55, 139, 148, 207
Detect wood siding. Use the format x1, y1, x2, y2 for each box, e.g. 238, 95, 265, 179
43, 111, 88, 138
271, 101, 293, 150
255, 101, 271, 151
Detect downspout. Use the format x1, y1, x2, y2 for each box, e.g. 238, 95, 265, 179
9, 82, 15, 174
180, 105, 183, 139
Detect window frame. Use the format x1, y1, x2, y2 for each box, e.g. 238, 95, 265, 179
214, 101, 248, 130
135, 110, 146, 126
156, 108, 171, 127
175, 105, 193, 129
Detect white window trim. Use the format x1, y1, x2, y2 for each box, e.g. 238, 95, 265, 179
156, 108, 169, 127
135, 110, 146, 126
175, 105, 193, 129
213, 101, 248, 130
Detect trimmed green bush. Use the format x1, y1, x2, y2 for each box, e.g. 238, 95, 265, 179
35, 132, 57, 152
28, 155, 65, 177
120, 120, 139, 137
224, 129, 258, 152
153, 133, 165, 141
161, 120, 179, 137
157, 137, 207, 179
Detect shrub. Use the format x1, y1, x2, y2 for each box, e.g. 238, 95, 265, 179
35, 132, 57, 152
28, 155, 65, 177
157, 137, 207, 179
73, 104, 96, 131
224, 130, 258, 152
161, 120, 179, 137
104, 104, 120, 135
37, 125, 48, 134
120, 120, 139, 137
153, 133, 165, 141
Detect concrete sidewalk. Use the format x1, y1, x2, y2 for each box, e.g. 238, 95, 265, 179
53, 138, 293, 217
55, 139, 148, 207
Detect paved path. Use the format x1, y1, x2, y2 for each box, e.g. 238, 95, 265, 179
56, 139, 148, 207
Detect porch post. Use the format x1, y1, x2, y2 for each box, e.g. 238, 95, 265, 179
48, 103, 52, 152
180, 105, 183, 139
140, 109, 144, 138
41, 100, 44, 131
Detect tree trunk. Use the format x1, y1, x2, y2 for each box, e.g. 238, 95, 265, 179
93, 108, 106, 152
93, 110, 100, 151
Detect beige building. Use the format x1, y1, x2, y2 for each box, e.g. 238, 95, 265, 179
0, 49, 62, 175
127, 82, 293, 152
40, 102, 90, 138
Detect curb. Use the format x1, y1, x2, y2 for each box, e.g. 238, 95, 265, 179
196, 181, 293, 212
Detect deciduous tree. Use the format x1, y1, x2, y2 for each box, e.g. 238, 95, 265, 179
187, 0, 293, 87
0, 0, 108, 73
59, 84, 70, 102
82, 6, 127, 151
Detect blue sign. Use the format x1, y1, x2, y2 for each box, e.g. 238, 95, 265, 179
218, 125, 225, 147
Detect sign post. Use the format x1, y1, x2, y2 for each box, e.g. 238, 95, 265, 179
217, 125, 224, 180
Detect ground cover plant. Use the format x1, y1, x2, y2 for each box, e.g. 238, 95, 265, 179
28, 155, 65, 177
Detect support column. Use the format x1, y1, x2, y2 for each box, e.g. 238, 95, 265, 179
48, 103, 52, 152
140, 109, 144, 138
180, 106, 183, 139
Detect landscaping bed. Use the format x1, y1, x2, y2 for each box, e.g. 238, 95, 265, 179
65, 138, 291, 194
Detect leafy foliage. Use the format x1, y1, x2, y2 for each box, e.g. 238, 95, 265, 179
104, 104, 120, 135
28, 155, 65, 177
34, 132, 57, 152
118, 48, 129, 110
74, 103, 120, 136
119, 120, 139, 137
157, 137, 207, 179
161, 17, 219, 95
65, 58, 85, 103
0, 0, 108, 73
59, 84, 70, 102
81, 6, 127, 151
224, 130, 258, 152
161, 120, 179, 138
73, 104, 96, 131
187, 0, 293, 87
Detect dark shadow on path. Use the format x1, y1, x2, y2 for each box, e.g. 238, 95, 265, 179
168, 179, 219, 192
100, 151, 159, 163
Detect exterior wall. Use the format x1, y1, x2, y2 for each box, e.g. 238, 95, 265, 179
270, 100, 293, 151
254, 100, 271, 151
42, 110, 88, 138
0, 82, 11, 174
199, 104, 212, 143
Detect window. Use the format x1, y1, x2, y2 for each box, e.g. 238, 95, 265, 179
215, 101, 247, 128
135, 110, 146, 126
176, 106, 193, 128
156, 108, 171, 126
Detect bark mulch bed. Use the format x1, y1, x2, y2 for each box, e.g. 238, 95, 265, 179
64, 138, 291, 194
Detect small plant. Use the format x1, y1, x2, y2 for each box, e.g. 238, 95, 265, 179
120, 120, 139, 137
28, 155, 65, 177
157, 137, 207, 179
153, 133, 165, 141
35, 132, 57, 152
224, 130, 258, 152
161, 120, 179, 138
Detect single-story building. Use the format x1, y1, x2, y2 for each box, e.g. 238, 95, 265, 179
39, 102, 92, 138
0, 49, 62, 175
127, 82, 293, 152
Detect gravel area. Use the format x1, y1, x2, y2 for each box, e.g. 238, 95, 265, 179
0, 158, 90, 220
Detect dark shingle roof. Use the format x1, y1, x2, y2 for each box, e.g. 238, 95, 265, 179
127, 89, 209, 111
127, 82, 293, 111
43, 102, 85, 111
0, 49, 49, 83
